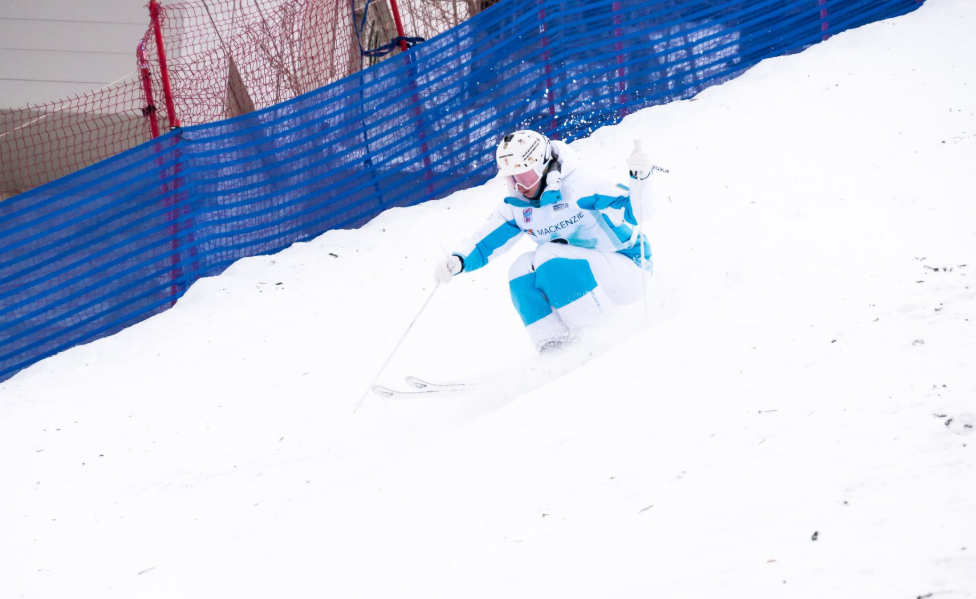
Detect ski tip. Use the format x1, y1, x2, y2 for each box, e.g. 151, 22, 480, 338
371, 385, 395, 398
404, 375, 429, 389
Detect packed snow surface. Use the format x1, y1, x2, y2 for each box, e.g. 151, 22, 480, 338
2, 1, 974, 597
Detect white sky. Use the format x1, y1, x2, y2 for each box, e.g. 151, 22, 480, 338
1, 0, 974, 597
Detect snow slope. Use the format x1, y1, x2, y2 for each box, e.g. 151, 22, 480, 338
2, 0, 974, 597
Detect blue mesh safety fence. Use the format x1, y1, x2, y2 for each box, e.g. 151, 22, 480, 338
0, 0, 923, 381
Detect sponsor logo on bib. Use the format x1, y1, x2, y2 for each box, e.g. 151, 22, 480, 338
527, 212, 586, 236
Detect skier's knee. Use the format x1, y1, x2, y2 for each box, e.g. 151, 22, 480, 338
509, 273, 552, 326
534, 257, 598, 309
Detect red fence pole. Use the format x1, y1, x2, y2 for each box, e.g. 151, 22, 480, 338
405, 53, 433, 196
386, 0, 431, 195
613, 1, 627, 117
538, 0, 557, 138
149, 0, 181, 129
388, 0, 410, 52
148, 0, 186, 305
137, 41, 161, 139
819, 0, 830, 41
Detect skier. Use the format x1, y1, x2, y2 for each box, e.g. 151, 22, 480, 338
433, 130, 656, 352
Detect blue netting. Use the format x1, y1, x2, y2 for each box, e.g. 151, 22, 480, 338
0, 0, 922, 382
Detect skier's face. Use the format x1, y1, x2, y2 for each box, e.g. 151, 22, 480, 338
511, 170, 542, 198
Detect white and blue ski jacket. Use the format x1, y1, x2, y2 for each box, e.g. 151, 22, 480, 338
453, 140, 653, 273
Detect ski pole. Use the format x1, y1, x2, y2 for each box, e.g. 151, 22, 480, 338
353, 282, 441, 412
630, 139, 650, 328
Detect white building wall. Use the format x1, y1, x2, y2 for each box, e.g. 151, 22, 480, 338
0, 0, 148, 108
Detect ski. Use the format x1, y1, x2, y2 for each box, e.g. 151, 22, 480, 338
370, 376, 472, 398
404, 375, 470, 391
370, 384, 444, 398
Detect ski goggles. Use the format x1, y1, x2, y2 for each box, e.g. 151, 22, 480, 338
510, 169, 542, 192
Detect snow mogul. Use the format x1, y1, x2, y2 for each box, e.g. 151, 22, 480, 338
433, 129, 656, 352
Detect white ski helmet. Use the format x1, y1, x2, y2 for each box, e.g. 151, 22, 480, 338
495, 130, 553, 194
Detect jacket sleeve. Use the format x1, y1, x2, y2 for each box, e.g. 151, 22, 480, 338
454, 203, 524, 273
576, 175, 653, 225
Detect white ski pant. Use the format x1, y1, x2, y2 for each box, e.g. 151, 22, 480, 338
507, 242, 643, 350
